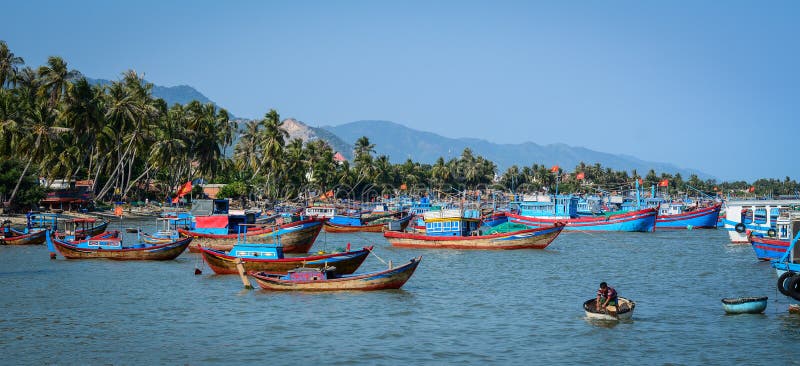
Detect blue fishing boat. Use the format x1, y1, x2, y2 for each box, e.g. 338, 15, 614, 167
721, 297, 768, 314
508, 195, 657, 232
771, 228, 800, 301
723, 200, 800, 243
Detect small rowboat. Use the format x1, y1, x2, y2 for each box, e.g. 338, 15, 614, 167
721, 297, 768, 314
583, 297, 636, 320
249, 256, 422, 291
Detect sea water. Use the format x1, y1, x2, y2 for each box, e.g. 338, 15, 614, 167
1, 221, 798, 365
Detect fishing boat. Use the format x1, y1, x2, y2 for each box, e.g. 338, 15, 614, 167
747, 211, 800, 260
655, 203, 722, 229
199, 242, 372, 275
583, 297, 636, 320
181, 218, 324, 253
721, 297, 768, 314
508, 196, 657, 232
772, 228, 800, 301
249, 256, 422, 291
324, 214, 412, 233
1, 229, 47, 245
722, 199, 800, 243
384, 208, 565, 249
46, 231, 191, 260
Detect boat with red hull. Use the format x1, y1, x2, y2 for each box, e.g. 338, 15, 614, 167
384, 223, 564, 250
181, 218, 323, 253
47, 231, 191, 260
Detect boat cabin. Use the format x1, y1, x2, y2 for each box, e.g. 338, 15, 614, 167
25, 212, 59, 233
285, 267, 334, 281
229, 243, 284, 259
305, 205, 337, 218
422, 208, 480, 236
515, 196, 579, 219
188, 199, 257, 235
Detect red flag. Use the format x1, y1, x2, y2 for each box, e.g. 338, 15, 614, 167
176, 181, 192, 198
658, 179, 669, 187
400, 183, 407, 190
637, 178, 643, 185
326, 190, 334, 198
576, 172, 585, 180
550, 165, 559, 173
748, 186, 755, 193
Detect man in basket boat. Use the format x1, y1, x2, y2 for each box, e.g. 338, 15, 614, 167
596, 282, 619, 316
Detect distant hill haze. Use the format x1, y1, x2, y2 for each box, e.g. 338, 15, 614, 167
321, 120, 710, 179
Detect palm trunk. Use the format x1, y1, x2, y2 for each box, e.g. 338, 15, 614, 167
7, 134, 42, 206
96, 135, 136, 200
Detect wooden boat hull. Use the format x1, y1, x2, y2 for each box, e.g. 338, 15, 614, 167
656, 204, 722, 229
583, 297, 635, 320
250, 256, 422, 291
721, 297, 768, 314
508, 208, 657, 232
324, 221, 385, 233
182, 219, 323, 253
50, 236, 192, 260
383, 224, 564, 250
199, 246, 372, 275
750, 236, 789, 261
2, 229, 47, 245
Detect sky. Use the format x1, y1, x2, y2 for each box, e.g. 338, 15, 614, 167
2, 0, 798, 182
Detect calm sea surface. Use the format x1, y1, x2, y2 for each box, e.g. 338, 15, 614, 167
1, 220, 799, 365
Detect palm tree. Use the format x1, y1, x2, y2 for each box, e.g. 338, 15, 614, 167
37, 56, 80, 107
0, 41, 24, 88
4, 101, 71, 206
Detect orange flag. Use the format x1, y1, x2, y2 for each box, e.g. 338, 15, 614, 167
748, 186, 755, 193
326, 190, 334, 198
576, 172, 585, 180
400, 183, 407, 190
658, 179, 669, 187
550, 165, 559, 173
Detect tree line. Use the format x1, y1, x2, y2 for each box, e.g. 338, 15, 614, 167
1, 41, 797, 210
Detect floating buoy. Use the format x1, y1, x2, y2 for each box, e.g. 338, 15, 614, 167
686, 225, 693, 230
49, 252, 56, 259
194, 268, 202, 275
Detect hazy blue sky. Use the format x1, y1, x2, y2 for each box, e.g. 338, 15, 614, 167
3, 1, 797, 181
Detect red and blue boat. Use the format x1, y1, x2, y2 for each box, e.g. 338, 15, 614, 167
748, 212, 798, 261
655, 202, 722, 229
508, 196, 657, 232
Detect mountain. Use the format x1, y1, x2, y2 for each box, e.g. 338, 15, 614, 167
322, 120, 711, 179
282, 118, 352, 159
86, 77, 235, 118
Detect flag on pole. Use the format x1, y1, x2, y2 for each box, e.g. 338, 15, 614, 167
576, 172, 585, 180
550, 165, 559, 173
748, 186, 755, 193
176, 181, 192, 198
326, 190, 334, 198
658, 179, 669, 187
400, 183, 407, 190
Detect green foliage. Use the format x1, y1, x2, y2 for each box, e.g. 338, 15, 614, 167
217, 182, 248, 199
0, 158, 46, 209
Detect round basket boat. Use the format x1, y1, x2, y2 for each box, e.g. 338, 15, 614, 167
721, 297, 768, 314
583, 297, 635, 320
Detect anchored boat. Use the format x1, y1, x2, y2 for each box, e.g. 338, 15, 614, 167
249, 256, 422, 291
721, 297, 768, 314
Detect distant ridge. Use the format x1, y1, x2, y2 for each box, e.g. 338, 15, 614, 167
86, 77, 235, 119
322, 120, 711, 179
282, 118, 353, 160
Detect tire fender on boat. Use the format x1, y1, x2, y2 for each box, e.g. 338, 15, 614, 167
778, 272, 794, 297
788, 275, 800, 302
734, 223, 746, 233
767, 228, 777, 238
